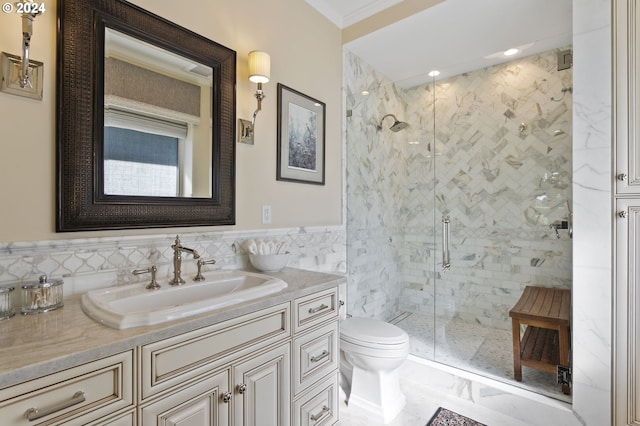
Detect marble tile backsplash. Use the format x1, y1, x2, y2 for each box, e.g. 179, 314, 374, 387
0, 226, 346, 298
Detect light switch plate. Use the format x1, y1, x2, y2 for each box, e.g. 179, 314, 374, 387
262, 205, 272, 224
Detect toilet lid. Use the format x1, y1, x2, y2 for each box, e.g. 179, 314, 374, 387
340, 317, 408, 345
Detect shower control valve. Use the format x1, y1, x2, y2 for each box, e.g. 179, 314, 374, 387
550, 220, 569, 239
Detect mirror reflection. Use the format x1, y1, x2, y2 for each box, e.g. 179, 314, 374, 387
103, 28, 213, 198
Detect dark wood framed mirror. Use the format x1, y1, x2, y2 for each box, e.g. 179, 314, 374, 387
56, 0, 236, 231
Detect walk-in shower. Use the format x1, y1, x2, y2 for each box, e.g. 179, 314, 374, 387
345, 46, 573, 402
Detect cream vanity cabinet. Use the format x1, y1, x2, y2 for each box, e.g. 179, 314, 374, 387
614, 1, 640, 424
139, 302, 292, 426
0, 284, 341, 426
139, 285, 340, 426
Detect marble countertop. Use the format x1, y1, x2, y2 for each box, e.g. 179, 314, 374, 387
0, 268, 346, 389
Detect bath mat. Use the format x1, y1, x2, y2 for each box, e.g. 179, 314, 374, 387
426, 407, 487, 426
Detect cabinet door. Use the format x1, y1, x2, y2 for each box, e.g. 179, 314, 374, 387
615, 199, 640, 425
615, 0, 640, 195
233, 343, 290, 426
140, 369, 230, 426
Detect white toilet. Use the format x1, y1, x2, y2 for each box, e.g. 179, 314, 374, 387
339, 317, 410, 424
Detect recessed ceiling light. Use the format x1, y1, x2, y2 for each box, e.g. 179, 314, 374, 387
504, 48, 519, 56
428, 70, 440, 77
361, 90, 370, 96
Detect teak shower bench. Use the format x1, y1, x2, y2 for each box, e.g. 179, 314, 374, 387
509, 285, 571, 394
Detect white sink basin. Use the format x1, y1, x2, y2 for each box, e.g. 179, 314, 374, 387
81, 270, 287, 329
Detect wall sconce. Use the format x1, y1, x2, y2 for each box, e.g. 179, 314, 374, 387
238, 51, 270, 144
1, 5, 45, 100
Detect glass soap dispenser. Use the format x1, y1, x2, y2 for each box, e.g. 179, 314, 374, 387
21, 275, 64, 314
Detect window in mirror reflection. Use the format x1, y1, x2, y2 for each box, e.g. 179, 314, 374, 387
104, 27, 213, 198
104, 110, 188, 196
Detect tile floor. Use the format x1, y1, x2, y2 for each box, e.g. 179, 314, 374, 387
335, 358, 535, 426
392, 312, 570, 402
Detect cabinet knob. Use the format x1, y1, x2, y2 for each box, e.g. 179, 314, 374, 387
222, 391, 232, 403
618, 173, 628, 181
237, 383, 247, 394
619, 211, 628, 219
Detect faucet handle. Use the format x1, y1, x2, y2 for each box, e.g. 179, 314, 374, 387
194, 259, 217, 281
133, 265, 160, 290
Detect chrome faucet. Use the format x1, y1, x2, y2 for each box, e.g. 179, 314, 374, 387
169, 235, 200, 285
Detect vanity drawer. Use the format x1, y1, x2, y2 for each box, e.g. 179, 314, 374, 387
294, 288, 339, 333
294, 321, 339, 395
86, 409, 136, 425
293, 374, 339, 426
140, 302, 290, 400
0, 351, 134, 426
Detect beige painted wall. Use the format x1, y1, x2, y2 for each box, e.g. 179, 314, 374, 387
0, 0, 343, 242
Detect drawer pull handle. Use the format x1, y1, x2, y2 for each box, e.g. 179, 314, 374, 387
24, 391, 85, 421
311, 350, 330, 363
237, 383, 247, 394
222, 391, 232, 403
310, 405, 330, 422
308, 304, 328, 314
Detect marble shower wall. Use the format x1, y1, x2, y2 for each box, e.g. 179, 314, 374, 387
345, 48, 573, 330
344, 53, 407, 320
403, 49, 573, 330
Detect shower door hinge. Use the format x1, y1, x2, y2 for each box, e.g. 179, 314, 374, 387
557, 49, 572, 71
557, 365, 572, 387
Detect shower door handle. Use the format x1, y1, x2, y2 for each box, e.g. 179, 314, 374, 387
442, 216, 451, 271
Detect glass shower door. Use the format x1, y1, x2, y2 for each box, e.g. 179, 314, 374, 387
429, 53, 573, 400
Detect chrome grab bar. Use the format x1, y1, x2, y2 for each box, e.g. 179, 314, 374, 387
442, 215, 451, 271
24, 391, 86, 421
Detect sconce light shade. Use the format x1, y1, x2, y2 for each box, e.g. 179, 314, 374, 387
248, 51, 270, 84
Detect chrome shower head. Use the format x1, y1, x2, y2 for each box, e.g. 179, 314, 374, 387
377, 114, 409, 132
389, 120, 409, 132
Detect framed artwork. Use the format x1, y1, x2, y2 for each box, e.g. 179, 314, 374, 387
276, 83, 325, 185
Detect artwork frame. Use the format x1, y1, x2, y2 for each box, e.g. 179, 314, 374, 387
276, 83, 325, 185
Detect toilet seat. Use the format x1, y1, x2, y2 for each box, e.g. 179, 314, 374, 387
340, 317, 409, 351
340, 338, 409, 358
